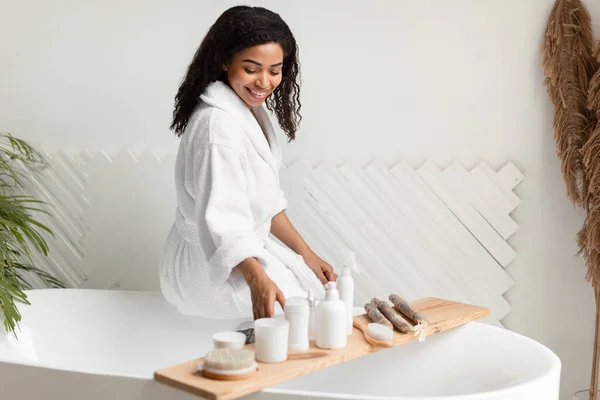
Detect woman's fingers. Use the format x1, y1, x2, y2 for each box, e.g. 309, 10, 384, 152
314, 267, 328, 284
250, 277, 286, 319
323, 266, 337, 282
275, 287, 286, 311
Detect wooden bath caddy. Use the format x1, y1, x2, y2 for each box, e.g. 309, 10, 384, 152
154, 297, 489, 400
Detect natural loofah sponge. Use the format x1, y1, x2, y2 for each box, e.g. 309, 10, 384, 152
204, 348, 256, 371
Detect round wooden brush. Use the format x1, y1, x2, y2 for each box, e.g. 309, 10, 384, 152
197, 348, 258, 380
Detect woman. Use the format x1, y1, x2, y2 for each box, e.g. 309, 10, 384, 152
160, 6, 336, 321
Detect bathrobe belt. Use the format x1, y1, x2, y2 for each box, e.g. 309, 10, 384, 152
175, 208, 201, 246
174, 208, 325, 298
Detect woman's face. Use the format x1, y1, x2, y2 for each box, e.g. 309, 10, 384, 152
224, 42, 284, 108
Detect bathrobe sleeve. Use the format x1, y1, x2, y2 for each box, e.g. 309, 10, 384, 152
273, 188, 288, 216
193, 141, 266, 287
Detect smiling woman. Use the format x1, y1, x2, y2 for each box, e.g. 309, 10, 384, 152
160, 6, 337, 323
223, 43, 284, 108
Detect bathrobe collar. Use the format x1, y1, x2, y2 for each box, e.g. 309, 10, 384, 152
200, 80, 282, 175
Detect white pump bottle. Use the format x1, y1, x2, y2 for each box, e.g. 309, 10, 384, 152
315, 282, 347, 349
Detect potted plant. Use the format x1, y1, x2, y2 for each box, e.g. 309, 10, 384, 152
0, 133, 64, 338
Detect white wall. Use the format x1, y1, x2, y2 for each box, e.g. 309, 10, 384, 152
2, 0, 600, 398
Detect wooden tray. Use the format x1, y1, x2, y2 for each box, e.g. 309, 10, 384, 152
154, 297, 489, 400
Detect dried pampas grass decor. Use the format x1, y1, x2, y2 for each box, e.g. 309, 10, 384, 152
542, 0, 600, 398
581, 43, 600, 400
542, 0, 597, 206
580, 44, 600, 291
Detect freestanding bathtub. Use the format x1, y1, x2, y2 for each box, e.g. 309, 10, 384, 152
0, 289, 560, 400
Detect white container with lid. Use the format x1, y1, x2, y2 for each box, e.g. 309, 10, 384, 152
284, 295, 310, 351
211, 331, 246, 349
254, 318, 289, 363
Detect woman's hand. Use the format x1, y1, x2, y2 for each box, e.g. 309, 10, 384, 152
247, 273, 286, 320
236, 258, 285, 320
303, 252, 337, 284
270, 212, 337, 284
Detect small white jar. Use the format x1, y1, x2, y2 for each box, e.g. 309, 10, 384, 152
284, 296, 310, 351
212, 331, 246, 349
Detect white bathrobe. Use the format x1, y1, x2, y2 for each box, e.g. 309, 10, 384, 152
159, 80, 325, 319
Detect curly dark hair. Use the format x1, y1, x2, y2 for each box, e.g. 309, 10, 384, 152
170, 6, 301, 141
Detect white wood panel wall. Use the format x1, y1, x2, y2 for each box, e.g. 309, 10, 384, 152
20, 151, 523, 326
280, 159, 523, 327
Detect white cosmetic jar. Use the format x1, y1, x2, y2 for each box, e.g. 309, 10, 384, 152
212, 331, 246, 350
254, 318, 289, 363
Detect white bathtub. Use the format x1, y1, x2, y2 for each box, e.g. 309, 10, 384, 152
0, 289, 560, 400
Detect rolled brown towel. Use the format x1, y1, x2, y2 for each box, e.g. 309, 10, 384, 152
389, 294, 430, 342
364, 303, 393, 330
388, 294, 430, 326
371, 297, 412, 333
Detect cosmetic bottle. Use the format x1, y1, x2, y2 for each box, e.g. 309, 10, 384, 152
307, 289, 316, 341
337, 250, 356, 335
284, 296, 309, 351
315, 282, 346, 349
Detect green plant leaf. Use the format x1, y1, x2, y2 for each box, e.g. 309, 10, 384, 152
0, 134, 63, 338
